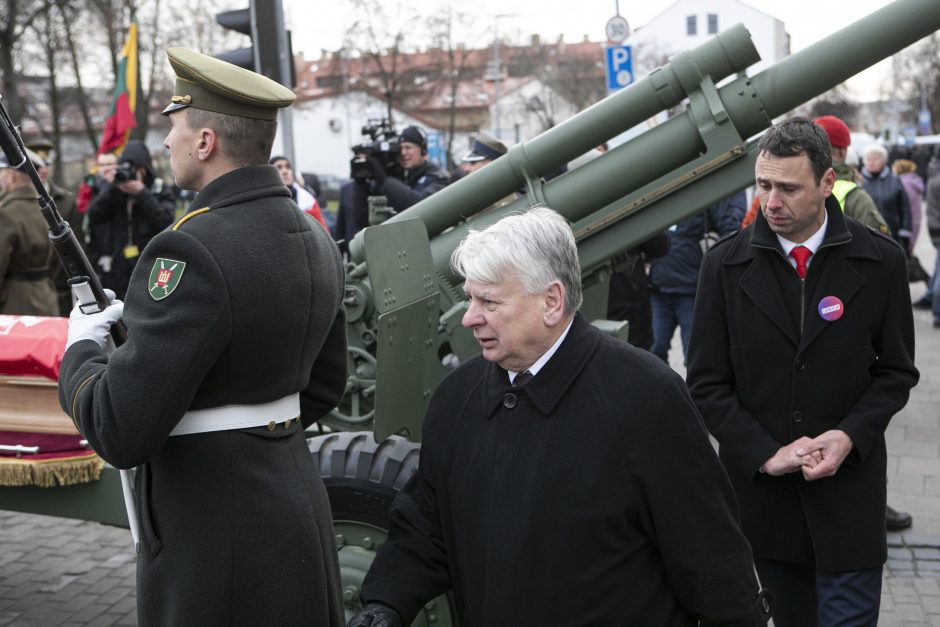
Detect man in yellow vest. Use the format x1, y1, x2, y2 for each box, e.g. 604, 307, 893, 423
814, 116, 890, 235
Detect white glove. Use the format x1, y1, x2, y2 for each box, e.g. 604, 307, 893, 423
66, 291, 124, 350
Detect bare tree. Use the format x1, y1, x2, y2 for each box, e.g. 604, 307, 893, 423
426, 6, 480, 169
167, 0, 243, 54
25, 1, 68, 181
345, 0, 423, 125
509, 40, 606, 115
894, 33, 940, 135
808, 83, 860, 127
0, 0, 53, 122
129, 0, 158, 141
56, 0, 100, 153
88, 0, 123, 82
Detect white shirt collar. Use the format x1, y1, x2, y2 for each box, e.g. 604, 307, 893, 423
776, 210, 828, 265
508, 317, 574, 384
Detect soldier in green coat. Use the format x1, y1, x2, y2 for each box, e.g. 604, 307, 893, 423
0, 149, 57, 315
814, 116, 890, 235
27, 140, 84, 315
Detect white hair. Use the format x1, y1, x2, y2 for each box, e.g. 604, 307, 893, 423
450, 206, 583, 314
863, 143, 888, 160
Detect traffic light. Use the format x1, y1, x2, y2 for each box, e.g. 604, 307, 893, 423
215, 0, 294, 88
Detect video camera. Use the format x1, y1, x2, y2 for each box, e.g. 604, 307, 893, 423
351, 118, 402, 181
114, 160, 138, 184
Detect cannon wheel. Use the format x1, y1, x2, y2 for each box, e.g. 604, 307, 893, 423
309, 432, 457, 626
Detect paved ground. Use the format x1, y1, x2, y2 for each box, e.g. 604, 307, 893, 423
1, 237, 939, 626
878, 230, 940, 625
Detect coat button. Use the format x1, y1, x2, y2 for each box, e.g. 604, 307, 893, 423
792, 411, 802, 423
267, 420, 276, 431
795, 361, 806, 371
503, 393, 517, 409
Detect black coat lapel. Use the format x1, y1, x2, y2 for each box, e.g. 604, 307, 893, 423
737, 252, 799, 345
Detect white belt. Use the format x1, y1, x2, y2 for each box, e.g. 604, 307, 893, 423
169, 393, 301, 436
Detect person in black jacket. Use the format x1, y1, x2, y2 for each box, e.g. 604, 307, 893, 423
649, 191, 746, 364
607, 231, 670, 350
85, 140, 176, 298
347, 125, 449, 235
688, 118, 918, 626
348, 207, 773, 627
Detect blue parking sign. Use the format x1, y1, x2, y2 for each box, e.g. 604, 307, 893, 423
605, 45, 633, 91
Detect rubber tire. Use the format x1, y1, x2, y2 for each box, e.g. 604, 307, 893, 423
309, 432, 458, 626
308, 431, 420, 528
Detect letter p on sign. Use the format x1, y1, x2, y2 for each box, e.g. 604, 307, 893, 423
605, 45, 633, 91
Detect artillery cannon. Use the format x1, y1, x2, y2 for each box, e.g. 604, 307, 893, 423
2, 0, 939, 622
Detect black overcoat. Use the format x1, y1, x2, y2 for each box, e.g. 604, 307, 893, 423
687, 197, 919, 573
362, 316, 770, 626
59, 166, 347, 626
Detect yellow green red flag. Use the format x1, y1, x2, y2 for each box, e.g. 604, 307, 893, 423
98, 20, 138, 156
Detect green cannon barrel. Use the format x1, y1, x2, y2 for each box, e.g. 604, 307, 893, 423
352, 0, 940, 283
350, 23, 760, 253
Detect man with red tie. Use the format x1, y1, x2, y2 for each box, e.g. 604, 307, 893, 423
687, 117, 919, 626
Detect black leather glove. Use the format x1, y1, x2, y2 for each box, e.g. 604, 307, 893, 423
347, 602, 403, 627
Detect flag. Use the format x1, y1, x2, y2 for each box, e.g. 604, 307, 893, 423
98, 20, 138, 157
79, 20, 137, 213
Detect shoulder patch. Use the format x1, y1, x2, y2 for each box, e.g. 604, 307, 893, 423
172, 206, 212, 231
148, 258, 187, 300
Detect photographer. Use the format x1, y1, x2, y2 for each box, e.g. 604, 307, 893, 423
86, 140, 175, 298
347, 124, 449, 236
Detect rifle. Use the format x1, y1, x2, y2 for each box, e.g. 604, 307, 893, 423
0, 94, 126, 343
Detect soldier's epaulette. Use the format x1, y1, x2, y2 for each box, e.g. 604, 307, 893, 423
172, 207, 212, 231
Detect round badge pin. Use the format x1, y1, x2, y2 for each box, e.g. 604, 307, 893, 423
818, 296, 844, 321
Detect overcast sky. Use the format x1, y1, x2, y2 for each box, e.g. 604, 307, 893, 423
283, 0, 904, 101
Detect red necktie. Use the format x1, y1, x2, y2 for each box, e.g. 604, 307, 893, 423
790, 245, 811, 279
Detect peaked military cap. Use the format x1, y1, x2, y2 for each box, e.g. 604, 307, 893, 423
25, 139, 54, 160
0, 147, 47, 169
462, 132, 508, 163
162, 47, 295, 121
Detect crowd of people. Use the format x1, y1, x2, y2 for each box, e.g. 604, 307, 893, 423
1, 114, 507, 316
0, 43, 934, 625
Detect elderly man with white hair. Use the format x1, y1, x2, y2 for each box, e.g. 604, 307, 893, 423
348, 206, 773, 627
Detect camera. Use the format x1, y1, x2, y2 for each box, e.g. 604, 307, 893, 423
351, 118, 401, 181
114, 161, 137, 184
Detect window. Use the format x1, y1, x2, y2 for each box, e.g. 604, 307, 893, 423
708, 13, 719, 34
687, 15, 697, 35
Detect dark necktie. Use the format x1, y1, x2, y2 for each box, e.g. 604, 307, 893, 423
512, 370, 533, 387
790, 245, 811, 279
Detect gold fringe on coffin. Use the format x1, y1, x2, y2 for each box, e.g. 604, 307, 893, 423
0, 454, 105, 487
